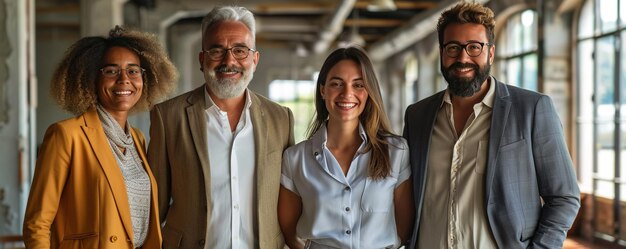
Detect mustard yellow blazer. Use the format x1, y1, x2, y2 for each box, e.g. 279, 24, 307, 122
23, 109, 161, 249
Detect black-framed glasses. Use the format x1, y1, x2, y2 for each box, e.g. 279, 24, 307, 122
100, 65, 145, 79
202, 46, 256, 61
442, 42, 492, 58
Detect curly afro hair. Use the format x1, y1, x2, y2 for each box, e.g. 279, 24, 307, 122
50, 25, 179, 115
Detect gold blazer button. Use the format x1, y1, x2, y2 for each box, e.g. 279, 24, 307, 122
110, 235, 118, 243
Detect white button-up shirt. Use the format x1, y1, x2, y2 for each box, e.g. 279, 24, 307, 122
281, 124, 410, 249
204, 89, 257, 249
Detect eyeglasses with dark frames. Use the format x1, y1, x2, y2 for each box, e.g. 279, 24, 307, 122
442, 42, 492, 58
202, 46, 256, 61
100, 65, 145, 79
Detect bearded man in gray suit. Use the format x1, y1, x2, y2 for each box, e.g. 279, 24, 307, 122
403, 2, 579, 249
148, 6, 293, 249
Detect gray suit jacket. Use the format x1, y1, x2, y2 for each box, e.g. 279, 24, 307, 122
147, 86, 294, 249
403, 78, 580, 249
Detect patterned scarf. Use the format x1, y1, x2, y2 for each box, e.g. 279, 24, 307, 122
96, 104, 151, 247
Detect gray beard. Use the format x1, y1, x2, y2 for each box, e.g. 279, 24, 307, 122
203, 69, 252, 99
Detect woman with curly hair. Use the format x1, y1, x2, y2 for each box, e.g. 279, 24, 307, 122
23, 26, 178, 249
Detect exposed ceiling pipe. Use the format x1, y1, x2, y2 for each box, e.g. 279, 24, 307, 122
312, 0, 357, 54
368, 0, 489, 61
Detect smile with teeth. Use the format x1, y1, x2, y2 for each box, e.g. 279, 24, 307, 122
455, 67, 474, 73
216, 67, 242, 75
220, 71, 238, 75
113, 90, 133, 96
336, 102, 357, 109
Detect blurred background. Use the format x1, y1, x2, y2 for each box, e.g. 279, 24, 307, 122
0, 0, 624, 248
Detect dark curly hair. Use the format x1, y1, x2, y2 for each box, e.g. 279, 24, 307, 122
50, 26, 178, 115
437, 2, 496, 47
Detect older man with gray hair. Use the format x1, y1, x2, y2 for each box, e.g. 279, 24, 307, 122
148, 5, 294, 249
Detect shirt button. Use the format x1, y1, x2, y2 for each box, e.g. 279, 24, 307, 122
234, 204, 239, 209
344, 186, 351, 192
345, 207, 350, 212
109, 236, 117, 243
346, 230, 351, 234
199, 239, 205, 245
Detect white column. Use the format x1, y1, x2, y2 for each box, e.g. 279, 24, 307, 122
0, 0, 34, 235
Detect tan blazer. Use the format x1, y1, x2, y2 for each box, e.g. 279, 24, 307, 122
148, 86, 294, 249
23, 109, 162, 249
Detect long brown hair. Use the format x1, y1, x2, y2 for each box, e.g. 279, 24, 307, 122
307, 46, 396, 179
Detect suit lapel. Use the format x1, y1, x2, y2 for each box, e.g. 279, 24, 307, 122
485, 79, 511, 202
81, 109, 134, 241
414, 92, 443, 220
407, 92, 443, 249
417, 92, 444, 184
250, 92, 277, 246
249, 93, 269, 202
186, 86, 211, 184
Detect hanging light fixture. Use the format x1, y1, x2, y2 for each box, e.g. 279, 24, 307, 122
295, 43, 309, 57
337, 29, 366, 48
338, 10, 366, 48
367, 0, 397, 11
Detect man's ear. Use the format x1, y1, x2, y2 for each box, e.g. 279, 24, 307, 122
198, 51, 205, 71
488, 44, 495, 65
251, 50, 260, 72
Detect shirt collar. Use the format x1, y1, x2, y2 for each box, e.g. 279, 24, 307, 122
481, 76, 496, 108
311, 122, 368, 155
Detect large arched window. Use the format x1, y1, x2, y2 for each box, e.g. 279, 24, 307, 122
495, 9, 538, 91
577, 0, 626, 242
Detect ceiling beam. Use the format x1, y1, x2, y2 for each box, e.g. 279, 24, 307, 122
368, 0, 489, 61
257, 32, 318, 42
354, 1, 437, 9
312, 0, 357, 54
344, 18, 405, 27
254, 2, 334, 14
256, 18, 320, 32
36, 4, 80, 13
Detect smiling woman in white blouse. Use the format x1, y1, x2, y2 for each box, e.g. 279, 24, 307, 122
278, 46, 414, 249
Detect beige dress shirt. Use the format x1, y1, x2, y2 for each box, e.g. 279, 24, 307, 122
418, 78, 498, 249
